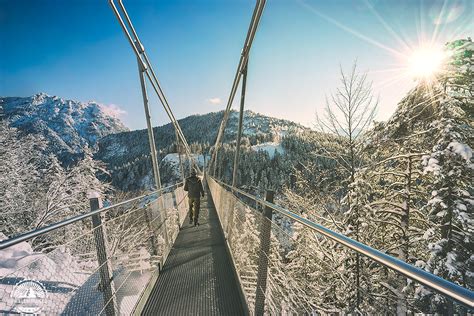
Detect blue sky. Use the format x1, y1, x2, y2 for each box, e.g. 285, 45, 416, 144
0, 0, 472, 130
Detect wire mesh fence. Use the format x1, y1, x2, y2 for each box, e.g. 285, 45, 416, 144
0, 183, 188, 315
207, 177, 473, 315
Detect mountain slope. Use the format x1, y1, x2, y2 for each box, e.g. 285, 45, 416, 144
96, 109, 306, 167
95, 110, 307, 190
0, 93, 128, 164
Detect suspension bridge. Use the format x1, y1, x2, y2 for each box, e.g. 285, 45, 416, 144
1, 0, 473, 315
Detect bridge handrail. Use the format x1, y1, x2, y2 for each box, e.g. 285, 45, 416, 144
0, 182, 183, 250
210, 177, 474, 308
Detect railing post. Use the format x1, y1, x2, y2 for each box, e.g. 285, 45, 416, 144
143, 203, 159, 257
176, 130, 185, 183
254, 190, 274, 316
212, 149, 218, 177
90, 196, 116, 316
171, 189, 180, 228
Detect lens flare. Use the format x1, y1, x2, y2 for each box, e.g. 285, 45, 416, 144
408, 46, 446, 78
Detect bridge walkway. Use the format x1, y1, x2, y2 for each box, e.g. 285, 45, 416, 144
142, 188, 245, 315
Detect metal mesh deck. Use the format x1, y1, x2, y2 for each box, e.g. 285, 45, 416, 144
142, 192, 245, 315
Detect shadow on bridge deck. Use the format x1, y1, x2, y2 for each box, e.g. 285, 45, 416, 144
141, 189, 245, 315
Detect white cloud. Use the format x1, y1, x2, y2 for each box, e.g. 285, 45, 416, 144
207, 97, 222, 105
100, 103, 127, 119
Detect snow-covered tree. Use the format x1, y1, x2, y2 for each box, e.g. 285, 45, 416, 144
403, 38, 474, 314
1, 121, 112, 253
419, 103, 473, 313
0, 122, 47, 236
313, 60, 379, 309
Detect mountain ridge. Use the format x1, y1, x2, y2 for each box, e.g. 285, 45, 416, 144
0, 93, 128, 164
95, 109, 307, 166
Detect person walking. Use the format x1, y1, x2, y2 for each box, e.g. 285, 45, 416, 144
184, 169, 205, 226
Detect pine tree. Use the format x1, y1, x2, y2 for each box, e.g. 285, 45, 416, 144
420, 108, 473, 313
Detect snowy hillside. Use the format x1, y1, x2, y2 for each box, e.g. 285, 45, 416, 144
95, 110, 307, 190
162, 153, 208, 171
161, 153, 209, 182
97, 109, 306, 167
0, 232, 152, 315
226, 110, 303, 140
251, 142, 285, 158
0, 93, 128, 164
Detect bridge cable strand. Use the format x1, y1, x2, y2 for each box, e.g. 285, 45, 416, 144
117, 0, 197, 167
114, 0, 199, 171
115, 0, 191, 155
109, 0, 201, 174
208, 0, 266, 173
209, 0, 265, 172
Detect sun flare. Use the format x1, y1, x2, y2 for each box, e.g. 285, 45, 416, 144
407, 46, 446, 79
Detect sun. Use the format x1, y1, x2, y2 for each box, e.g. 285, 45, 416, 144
407, 46, 446, 79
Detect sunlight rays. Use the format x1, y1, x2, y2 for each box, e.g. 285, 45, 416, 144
372, 71, 412, 90
362, 0, 412, 53
296, 0, 409, 60
430, 0, 449, 47
367, 66, 412, 76
297, 0, 471, 92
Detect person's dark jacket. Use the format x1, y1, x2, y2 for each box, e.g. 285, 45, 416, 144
184, 175, 204, 198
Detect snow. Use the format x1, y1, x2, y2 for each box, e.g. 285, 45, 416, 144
103, 142, 128, 160
0, 93, 129, 161
423, 156, 440, 174
448, 141, 472, 161
415, 260, 426, 268
0, 233, 89, 314
87, 190, 101, 199
0, 235, 156, 314
162, 153, 181, 166
445, 251, 458, 275
251, 142, 285, 158
161, 153, 209, 178
423, 228, 434, 240
162, 153, 207, 166
226, 110, 306, 139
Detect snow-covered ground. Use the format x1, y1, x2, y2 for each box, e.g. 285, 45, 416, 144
162, 153, 209, 174
0, 233, 89, 314
0, 233, 154, 315
251, 142, 285, 158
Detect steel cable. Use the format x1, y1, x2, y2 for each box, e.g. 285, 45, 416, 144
209, 0, 267, 172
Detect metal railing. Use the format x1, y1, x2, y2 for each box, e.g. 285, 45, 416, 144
0, 182, 188, 315
207, 176, 474, 315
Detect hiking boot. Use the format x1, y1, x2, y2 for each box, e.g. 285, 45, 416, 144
194, 220, 199, 227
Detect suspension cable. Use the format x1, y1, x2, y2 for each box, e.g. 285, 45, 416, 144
116, 0, 193, 158
209, 0, 267, 173
109, 0, 201, 173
